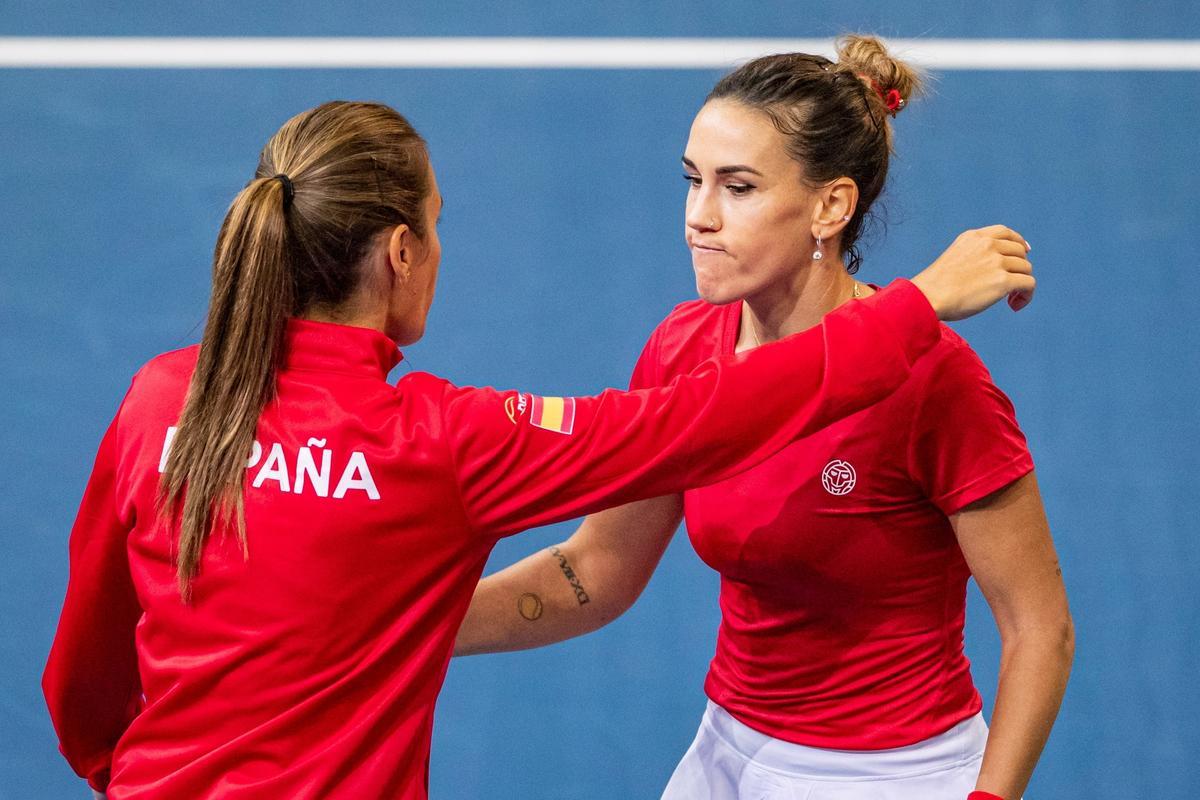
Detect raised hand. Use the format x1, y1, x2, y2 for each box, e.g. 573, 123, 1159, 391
911, 226, 1035, 321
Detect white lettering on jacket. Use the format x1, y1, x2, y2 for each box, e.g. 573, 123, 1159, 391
158, 428, 380, 501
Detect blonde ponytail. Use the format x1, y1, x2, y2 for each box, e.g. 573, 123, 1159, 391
159, 101, 430, 600
159, 176, 293, 600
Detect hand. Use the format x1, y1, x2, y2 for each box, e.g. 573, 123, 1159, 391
92, 791, 107, 800
910, 226, 1034, 321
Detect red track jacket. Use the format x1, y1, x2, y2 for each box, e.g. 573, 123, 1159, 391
44, 280, 937, 798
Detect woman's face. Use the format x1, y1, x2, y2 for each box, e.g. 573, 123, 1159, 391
682, 100, 821, 305
387, 163, 443, 345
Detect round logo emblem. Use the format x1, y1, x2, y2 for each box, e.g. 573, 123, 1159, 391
821, 460, 857, 496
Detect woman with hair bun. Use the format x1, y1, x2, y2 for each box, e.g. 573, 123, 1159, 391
42, 98, 1030, 799
457, 36, 1072, 800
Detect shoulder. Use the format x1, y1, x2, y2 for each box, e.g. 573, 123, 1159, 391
95, 346, 200, 474
654, 298, 726, 337
119, 345, 200, 419
394, 371, 481, 418
903, 325, 1024, 433
394, 369, 453, 402
908, 325, 996, 391
394, 372, 529, 451
395, 369, 454, 393
903, 326, 1032, 509
640, 299, 729, 381
131, 344, 201, 388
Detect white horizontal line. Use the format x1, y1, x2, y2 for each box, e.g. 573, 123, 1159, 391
1, 37, 1198, 70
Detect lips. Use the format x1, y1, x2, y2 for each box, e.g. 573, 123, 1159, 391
689, 241, 725, 254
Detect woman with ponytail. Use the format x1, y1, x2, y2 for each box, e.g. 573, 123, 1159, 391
457, 37, 1072, 800
44, 98, 1031, 799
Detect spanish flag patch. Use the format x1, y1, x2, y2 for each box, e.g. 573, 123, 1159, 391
528, 395, 576, 435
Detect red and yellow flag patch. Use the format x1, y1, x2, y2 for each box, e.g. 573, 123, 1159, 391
528, 395, 576, 435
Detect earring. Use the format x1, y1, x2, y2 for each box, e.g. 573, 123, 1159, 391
841, 214, 851, 221
813, 234, 824, 261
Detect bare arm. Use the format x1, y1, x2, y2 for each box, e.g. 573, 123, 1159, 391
455, 494, 683, 656
953, 471, 1074, 800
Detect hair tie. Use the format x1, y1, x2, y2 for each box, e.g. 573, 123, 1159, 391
882, 88, 904, 115
272, 173, 295, 210
856, 73, 905, 117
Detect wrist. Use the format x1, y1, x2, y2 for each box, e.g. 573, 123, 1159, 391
907, 272, 946, 320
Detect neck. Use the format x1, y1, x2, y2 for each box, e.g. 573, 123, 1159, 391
737, 261, 868, 350
299, 289, 390, 335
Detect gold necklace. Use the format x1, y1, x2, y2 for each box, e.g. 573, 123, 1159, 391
748, 282, 861, 348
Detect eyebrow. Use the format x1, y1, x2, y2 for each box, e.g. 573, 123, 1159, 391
681, 156, 763, 177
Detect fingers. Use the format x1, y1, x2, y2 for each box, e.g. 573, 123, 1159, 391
1001, 255, 1034, 275
973, 225, 1031, 252
1005, 274, 1036, 311
995, 239, 1032, 259
1008, 273, 1036, 293
1007, 291, 1032, 312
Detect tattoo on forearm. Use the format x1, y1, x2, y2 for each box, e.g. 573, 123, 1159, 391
518, 593, 544, 621
549, 546, 591, 605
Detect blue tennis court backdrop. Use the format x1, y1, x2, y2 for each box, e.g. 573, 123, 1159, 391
2, 4, 1198, 798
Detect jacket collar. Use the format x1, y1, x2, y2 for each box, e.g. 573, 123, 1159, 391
280, 318, 403, 378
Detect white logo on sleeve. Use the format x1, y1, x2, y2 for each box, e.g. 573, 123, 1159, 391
821, 460, 857, 496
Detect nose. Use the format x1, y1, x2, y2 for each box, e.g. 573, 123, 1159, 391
685, 186, 719, 232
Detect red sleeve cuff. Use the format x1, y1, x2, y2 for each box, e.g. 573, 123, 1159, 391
968, 792, 1006, 800
858, 279, 940, 367
935, 452, 1035, 516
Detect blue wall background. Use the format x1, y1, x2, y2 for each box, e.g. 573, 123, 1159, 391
2, 4, 1198, 798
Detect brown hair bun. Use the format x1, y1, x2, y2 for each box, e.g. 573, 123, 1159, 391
834, 34, 925, 117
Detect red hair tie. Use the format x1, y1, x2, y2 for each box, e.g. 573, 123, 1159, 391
883, 88, 904, 114
856, 73, 905, 116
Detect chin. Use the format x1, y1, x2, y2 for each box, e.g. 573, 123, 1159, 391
694, 277, 741, 307
390, 321, 426, 347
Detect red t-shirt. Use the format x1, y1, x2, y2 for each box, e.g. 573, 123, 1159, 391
629, 296, 1033, 750
44, 282, 941, 798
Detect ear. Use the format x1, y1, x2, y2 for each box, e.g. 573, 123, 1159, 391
386, 224, 414, 284
810, 177, 860, 239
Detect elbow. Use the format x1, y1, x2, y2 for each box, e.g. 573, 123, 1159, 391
571, 550, 645, 632
42, 657, 69, 733
1046, 603, 1076, 669
1002, 608, 1075, 674
1047, 612, 1076, 692
1061, 611, 1076, 670
995, 586, 1074, 648
451, 633, 474, 658
590, 590, 638, 630
562, 570, 635, 634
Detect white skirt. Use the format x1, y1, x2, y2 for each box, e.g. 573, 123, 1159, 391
661, 701, 990, 800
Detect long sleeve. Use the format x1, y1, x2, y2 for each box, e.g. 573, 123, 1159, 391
444, 279, 939, 537
43, 409, 143, 793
